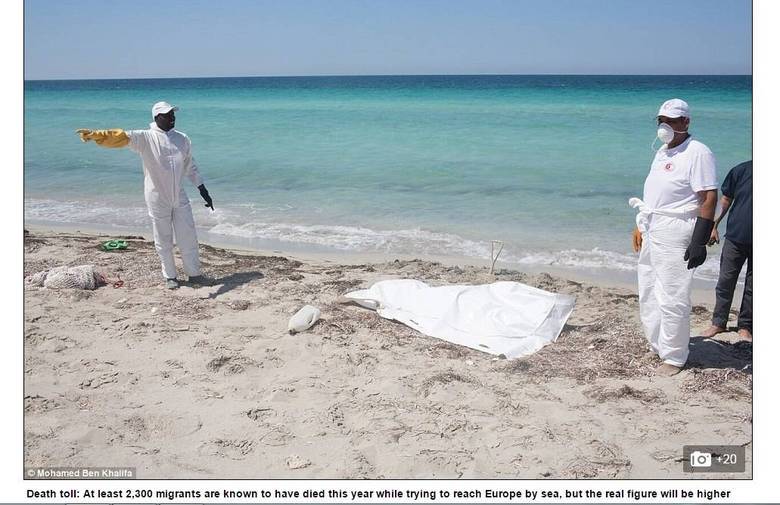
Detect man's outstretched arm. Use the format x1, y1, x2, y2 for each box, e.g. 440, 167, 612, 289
75, 129, 130, 148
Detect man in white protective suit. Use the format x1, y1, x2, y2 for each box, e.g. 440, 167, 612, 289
76, 101, 214, 290
630, 98, 718, 376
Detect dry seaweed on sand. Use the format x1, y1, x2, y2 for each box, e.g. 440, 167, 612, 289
198, 243, 301, 279
206, 354, 260, 375
419, 371, 481, 397
312, 305, 358, 337
584, 384, 666, 404
24, 235, 51, 253
155, 296, 216, 320
561, 439, 632, 479
320, 278, 366, 293
503, 315, 652, 383
424, 341, 482, 360
680, 368, 752, 401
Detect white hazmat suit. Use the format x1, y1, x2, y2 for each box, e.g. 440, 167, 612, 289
631, 136, 717, 366
126, 123, 204, 280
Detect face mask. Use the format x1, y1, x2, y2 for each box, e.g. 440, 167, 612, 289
656, 123, 677, 144
651, 122, 687, 150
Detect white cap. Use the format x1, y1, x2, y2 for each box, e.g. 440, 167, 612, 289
657, 98, 690, 119
151, 101, 179, 117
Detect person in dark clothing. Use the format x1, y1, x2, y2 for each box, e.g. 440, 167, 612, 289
701, 160, 752, 340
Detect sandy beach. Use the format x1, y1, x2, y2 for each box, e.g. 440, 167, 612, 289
23, 229, 752, 479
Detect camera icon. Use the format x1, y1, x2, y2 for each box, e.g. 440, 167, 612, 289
690, 451, 712, 467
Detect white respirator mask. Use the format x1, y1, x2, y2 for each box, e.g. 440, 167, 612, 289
651, 122, 687, 150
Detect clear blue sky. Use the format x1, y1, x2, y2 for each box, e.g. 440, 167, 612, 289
24, 0, 751, 79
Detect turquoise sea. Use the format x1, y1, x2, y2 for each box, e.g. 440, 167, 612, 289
24, 75, 751, 282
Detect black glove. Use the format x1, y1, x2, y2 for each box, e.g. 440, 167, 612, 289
684, 216, 714, 269
198, 184, 214, 210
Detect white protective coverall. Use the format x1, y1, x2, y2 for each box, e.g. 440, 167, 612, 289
127, 123, 204, 279
631, 136, 717, 366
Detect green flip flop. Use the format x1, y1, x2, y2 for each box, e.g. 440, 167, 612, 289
101, 239, 129, 251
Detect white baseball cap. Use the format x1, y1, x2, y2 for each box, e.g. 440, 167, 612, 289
151, 101, 179, 117
657, 98, 690, 119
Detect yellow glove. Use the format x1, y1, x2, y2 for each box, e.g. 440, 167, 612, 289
632, 227, 643, 253
75, 128, 130, 148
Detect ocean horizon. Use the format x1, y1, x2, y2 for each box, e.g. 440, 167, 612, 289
24, 72, 751, 81
24, 74, 752, 284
